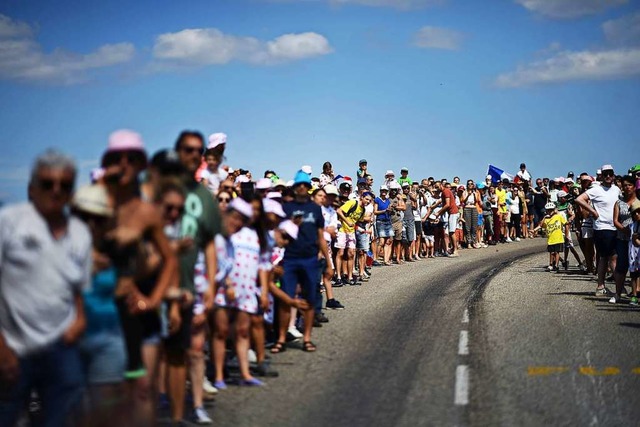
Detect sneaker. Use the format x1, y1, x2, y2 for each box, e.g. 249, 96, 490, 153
578, 263, 587, 272
202, 377, 218, 395
248, 349, 257, 363
349, 277, 361, 286
515, 237, 521, 242
193, 406, 213, 424
333, 278, 344, 288
595, 287, 612, 297
253, 362, 279, 377
608, 296, 620, 304
287, 326, 303, 340
372, 260, 382, 267
213, 380, 227, 390
315, 312, 329, 323
547, 265, 554, 272
505, 237, 512, 243
326, 298, 345, 310
562, 261, 568, 270
238, 377, 264, 387
605, 274, 614, 282
630, 297, 639, 306
360, 272, 370, 282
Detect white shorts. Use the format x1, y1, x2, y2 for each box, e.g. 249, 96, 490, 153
582, 227, 593, 239
448, 213, 460, 234
335, 231, 356, 249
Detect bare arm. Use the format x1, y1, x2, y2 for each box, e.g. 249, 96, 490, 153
576, 192, 598, 219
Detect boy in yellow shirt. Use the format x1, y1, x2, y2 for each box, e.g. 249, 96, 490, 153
534, 202, 569, 272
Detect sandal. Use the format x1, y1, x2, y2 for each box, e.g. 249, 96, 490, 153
270, 341, 286, 354
302, 341, 317, 352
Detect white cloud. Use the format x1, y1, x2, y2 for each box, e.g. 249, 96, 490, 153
152, 28, 332, 67
603, 13, 640, 46
515, 0, 627, 19
413, 26, 463, 50
494, 47, 640, 87
0, 14, 135, 85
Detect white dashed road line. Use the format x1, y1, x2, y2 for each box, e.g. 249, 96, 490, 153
455, 365, 470, 405
462, 308, 469, 324
458, 330, 469, 356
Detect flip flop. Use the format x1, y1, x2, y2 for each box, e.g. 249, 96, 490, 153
239, 378, 264, 387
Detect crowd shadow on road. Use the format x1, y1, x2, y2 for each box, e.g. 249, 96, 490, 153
619, 322, 640, 329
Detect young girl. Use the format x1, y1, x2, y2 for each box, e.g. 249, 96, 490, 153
213, 198, 270, 388
628, 201, 640, 305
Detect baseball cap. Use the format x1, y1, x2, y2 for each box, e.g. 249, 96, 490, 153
150, 149, 185, 175
567, 171, 574, 177
557, 190, 568, 198
235, 175, 250, 185
273, 178, 287, 188
486, 175, 492, 180
301, 165, 313, 175
379, 184, 388, 191
401, 167, 409, 172
401, 182, 410, 187
359, 159, 367, 165
263, 198, 286, 218
72, 184, 112, 217
385, 170, 395, 176
601, 164, 614, 171
278, 220, 299, 240
339, 181, 352, 188
255, 178, 272, 190
477, 182, 486, 189
545, 202, 556, 210
228, 197, 253, 218
324, 184, 339, 196
266, 191, 282, 200
207, 133, 227, 150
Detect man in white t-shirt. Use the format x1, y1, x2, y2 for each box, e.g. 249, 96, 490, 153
576, 164, 621, 296
0, 150, 92, 426
516, 163, 531, 184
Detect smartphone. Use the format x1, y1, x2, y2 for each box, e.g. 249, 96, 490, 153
240, 181, 256, 201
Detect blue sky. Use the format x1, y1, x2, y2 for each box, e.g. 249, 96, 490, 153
1, 0, 639, 202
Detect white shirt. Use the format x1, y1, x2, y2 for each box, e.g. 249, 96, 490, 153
321, 205, 339, 242
586, 184, 621, 231
517, 169, 531, 182
0, 203, 92, 356
201, 168, 229, 194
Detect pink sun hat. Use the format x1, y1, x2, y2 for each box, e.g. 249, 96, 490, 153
207, 133, 227, 150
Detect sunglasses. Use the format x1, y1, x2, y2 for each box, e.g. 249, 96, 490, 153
77, 210, 108, 225
164, 203, 185, 215
38, 178, 74, 193
103, 151, 145, 167
218, 196, 231, 203
602, 171, 614, 177
180, 145, 204, 155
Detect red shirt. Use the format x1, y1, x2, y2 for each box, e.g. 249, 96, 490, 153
441, 188, 459, 214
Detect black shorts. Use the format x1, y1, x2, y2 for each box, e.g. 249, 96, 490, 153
164, 304, 194, 353
593, 229, 617, 258
547, 243, 563, 253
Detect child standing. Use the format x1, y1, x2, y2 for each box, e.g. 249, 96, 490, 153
535, 202, 569, 272
628, 201, 640, 305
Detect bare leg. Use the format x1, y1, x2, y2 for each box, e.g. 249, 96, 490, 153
189, 323, 206, 409
213, 309, 230, 382
251, 315, 266, 364
235, 312, 255, 381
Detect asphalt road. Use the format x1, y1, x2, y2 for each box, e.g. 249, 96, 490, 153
180, 238, 640, 427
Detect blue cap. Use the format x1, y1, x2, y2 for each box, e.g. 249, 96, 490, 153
293, 170, 312, 187
477, 182, 486, 189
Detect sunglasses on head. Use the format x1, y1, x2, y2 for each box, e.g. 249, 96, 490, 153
164, 203, 185, 215
38, 178, 74, 193
103, 151, 145, 167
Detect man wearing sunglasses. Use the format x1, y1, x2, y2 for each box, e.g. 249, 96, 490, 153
576, 164, 621, 296
0, 149, 92, 426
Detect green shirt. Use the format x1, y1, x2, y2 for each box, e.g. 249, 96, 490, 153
398, 176, 413, 186
179, 181, 221, 291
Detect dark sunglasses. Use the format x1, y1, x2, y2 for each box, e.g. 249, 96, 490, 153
38, 178, 74, 193
218, 196, 231, 203
102, 151, 145, 167
602, 171, 614, 177
77, 210, 108, 225
180, 145, 204, 155
164, 203, 185, 215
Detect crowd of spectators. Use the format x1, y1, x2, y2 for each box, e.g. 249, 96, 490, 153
0, 129, 639, 426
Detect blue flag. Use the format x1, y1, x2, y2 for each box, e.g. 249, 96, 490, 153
487, 165, 513, 183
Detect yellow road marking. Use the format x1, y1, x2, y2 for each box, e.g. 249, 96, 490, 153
631, 368, 640, 374
579, 366, 620, 376
527, 366, 570, 376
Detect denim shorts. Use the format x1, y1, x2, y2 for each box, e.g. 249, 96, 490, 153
615, 238, 630, 273
356, 230, 370, 251
79, 329, 126, 385
376, 220, 393, 238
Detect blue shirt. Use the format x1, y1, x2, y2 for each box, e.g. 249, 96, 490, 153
84, 267, 120, 334
283, 200, 324, 259
375, 197, 391, 221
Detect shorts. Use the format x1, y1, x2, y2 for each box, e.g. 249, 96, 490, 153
392, 221, 403, 241
78, 329, 126, 385
614, 238, 630, 273
164, 304, 195, 353
415, 220, 424, 238
478, 215, 484, 226
335, 231, 356, 249
593, 229, 617, 258
376, 220, 393, 238
280, 256, 319, 306
424, 235, 435, 243
547, 243, 564, 253
582, 227, 593, 239
403, 219, 416, 242
448, 213, 459, 234
356, 230, 370, 251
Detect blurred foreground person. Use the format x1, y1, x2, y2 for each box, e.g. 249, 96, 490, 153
0, 150, 91, 427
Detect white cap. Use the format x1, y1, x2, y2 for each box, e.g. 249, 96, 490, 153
545, 202, 556, 210
486, 175, 492, 180
324, 184, 339, 196
266, 191, 282, 199
301, 165, 312, 174
278, 220, 299, 240
228, 197, 253, 218
263, 198, 286, 218
256, 178, 272, 190
380, 184, 388, 191
235, 175, 250, 184
601, 164, 614, 171
72, 184, 112, 217
228, 167, 235, 173
557, 190, 568, 198
385, 170, 395, 176
207, 133, 227, 150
